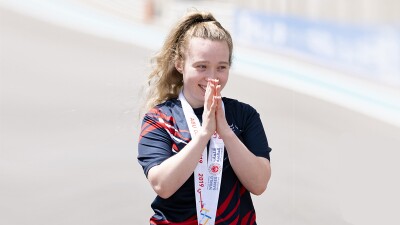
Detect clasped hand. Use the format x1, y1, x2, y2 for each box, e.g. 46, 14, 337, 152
201, 78, 231, 139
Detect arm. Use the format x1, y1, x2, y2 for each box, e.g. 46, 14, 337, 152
147, 129, 211, 199
147, 80, 218, 199
220, 130, 271, 195
215, 85, 271, 195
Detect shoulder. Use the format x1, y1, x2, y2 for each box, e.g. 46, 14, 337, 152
154, 98, 181, 110
141, 98, 186, 130
222, 97, 258, 114
222, 97, 262, 129
146, 98, 182, 117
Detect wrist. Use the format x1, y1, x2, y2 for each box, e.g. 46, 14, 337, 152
198, 128, 214, 140
219, 128, 235, 140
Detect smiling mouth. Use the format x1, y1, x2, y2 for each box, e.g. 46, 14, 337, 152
199, 84, 207, 92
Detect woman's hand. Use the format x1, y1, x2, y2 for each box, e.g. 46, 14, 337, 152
201, 78, 232, 139
201, 79, 218, 137
214, 83, 233, 139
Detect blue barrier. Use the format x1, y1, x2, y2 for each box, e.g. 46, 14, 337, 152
233, 9, 400, 88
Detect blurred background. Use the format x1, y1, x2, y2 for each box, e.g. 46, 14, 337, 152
1, 0, 399, 225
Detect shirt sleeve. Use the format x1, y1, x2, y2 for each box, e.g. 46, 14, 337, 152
137, 109, 173, 177
241, 104, 272, 160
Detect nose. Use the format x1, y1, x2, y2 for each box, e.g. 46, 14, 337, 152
206, 69, 218, 80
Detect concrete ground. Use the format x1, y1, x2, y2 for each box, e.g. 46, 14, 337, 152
1, 7, 400, 225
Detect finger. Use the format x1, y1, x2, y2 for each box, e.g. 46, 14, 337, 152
205, 79, 211, 96
214, 85, 225, 120
215, 85, 222, 107
207, 78, 219, 96
213, 79, 220, 95
216, 84, 221, 96
209, 82, 216, 101
215, 95, 223, 114
211, 96, 219, 111
204, 80, 213, 108
207, 78, 219, 83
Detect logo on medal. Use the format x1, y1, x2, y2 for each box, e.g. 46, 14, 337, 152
208, 163, 221, 175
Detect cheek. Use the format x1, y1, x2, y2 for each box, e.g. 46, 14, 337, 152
182, 72, 199, 88
181, 68, 192, 82
185, 70, 205, 83
219, 73, 229, 89
182, 74, 189, 83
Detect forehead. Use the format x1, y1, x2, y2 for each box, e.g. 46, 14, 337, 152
186, 37, 229, 62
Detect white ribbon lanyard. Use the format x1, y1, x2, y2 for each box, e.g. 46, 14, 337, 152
179, 91, 225, 225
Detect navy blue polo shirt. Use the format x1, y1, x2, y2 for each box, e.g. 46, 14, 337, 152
138, 97, 271, 225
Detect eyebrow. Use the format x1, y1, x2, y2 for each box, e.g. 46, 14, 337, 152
193, 61, 229, 65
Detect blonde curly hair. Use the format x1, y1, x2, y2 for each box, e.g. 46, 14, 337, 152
142, 11, 233, 113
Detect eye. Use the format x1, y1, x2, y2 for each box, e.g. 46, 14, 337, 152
197, 65, 207, 70
218, 65, 227, 71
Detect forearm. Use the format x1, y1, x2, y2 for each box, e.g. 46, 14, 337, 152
147, 131, 211, 199
222, 131, 271, 195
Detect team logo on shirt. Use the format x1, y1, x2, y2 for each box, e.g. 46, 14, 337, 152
208, 163, 221, 175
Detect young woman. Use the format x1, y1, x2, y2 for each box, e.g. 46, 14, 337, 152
138, 11, 272, 225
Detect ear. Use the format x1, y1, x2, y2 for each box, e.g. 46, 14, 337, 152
175, 60, 183, 74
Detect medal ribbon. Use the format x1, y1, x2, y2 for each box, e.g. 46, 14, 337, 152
179, 91, 224, 225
